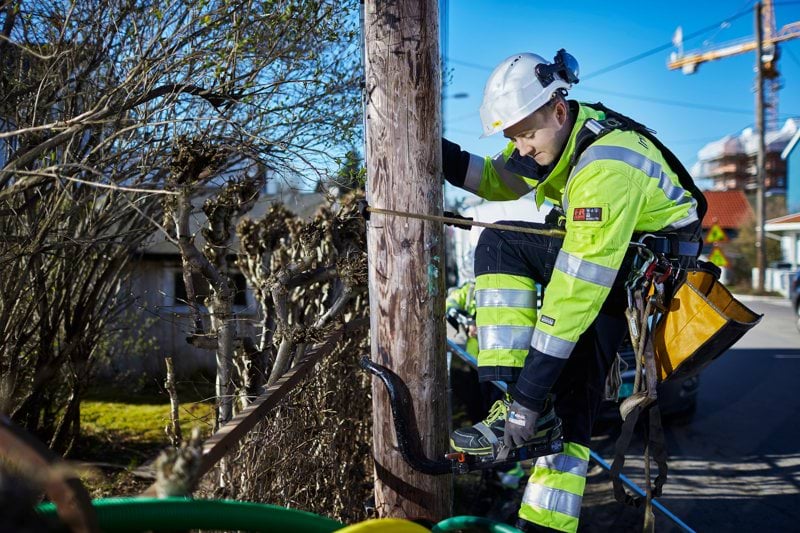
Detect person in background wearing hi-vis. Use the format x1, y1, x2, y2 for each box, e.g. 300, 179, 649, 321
441, 50, 706, 532
446, 281, 479, 356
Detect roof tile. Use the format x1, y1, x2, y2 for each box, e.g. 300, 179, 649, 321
702, 190, 754, 229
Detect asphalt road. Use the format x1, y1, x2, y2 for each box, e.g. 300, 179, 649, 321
583, 297, 800, 532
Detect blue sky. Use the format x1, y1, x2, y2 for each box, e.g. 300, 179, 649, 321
441, 0, 800, 201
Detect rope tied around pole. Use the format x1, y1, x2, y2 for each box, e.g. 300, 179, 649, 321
357, 200, 566, 238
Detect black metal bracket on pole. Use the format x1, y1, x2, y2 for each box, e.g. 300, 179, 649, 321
360, 356, 452, 475
360, 356, 563, 476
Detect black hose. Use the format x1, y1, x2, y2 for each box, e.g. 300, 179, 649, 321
360, 356, 452, 476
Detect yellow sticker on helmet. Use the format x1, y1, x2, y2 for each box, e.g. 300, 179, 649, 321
492, 120, 502, 128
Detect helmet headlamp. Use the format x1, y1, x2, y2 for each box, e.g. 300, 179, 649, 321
535, 49, 580, 87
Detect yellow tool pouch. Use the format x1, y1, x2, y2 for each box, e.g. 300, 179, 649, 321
653, 268, 762, 382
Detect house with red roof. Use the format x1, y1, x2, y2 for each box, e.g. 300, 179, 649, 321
700, 190, 754, 247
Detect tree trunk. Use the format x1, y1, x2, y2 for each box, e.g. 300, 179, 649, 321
363, 0, 451, 520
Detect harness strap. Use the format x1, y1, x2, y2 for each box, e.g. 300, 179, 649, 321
610, 404, 669, 509
579, 102, 708, 222
474, 422, 499, 446
611, 274, 670, 513
638, 234, 701, 258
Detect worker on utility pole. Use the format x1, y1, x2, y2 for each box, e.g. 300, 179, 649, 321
441, 50, 706, 532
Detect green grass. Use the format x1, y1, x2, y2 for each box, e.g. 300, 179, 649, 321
76, 384, 215, 468
81, 380, 215, 447
74, 387, 216, 497
81, 399, 213, 444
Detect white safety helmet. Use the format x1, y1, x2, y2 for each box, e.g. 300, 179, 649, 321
479, 49, 579, 138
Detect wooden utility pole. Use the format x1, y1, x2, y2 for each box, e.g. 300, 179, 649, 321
363, 0, 452, 520
755, 2, 767, 292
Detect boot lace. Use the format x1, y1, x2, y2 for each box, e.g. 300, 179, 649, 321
483, 398, 509, 425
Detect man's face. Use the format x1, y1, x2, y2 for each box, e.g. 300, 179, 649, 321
503, 101, 568, 166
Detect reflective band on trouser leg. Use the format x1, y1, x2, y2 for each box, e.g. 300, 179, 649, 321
518, 442, 590, 533
475, 274, 537, 369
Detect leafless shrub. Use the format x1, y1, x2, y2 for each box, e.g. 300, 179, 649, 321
1, 0, 361, 453
191, 192, 372, 520
200, 338, 372, 523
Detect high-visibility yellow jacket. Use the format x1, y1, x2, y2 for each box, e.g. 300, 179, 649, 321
461, 102, 699, 406
446, 282, 479, 356
446, 282, 477, 317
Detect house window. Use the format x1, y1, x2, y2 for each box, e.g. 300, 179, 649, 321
233, 273, 249, 307
172, 271, 210, 307
170, 270, 250, 309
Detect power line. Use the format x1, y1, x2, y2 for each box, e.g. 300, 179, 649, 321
574, 85, 756, 114
445, 7, 800, 125
582, 7, 753, 80
663, 135, 737, 146
576, 84, 799, 117
445, 82, 800, 119
447, 57, 492, 72
699, 0, 754, 47
447, 6, 756, 80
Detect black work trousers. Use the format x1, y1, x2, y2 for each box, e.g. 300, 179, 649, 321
474, 221, 633, 447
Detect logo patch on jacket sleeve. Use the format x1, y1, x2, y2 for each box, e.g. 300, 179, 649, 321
540, 315, 556, 326
573, 207, 603, 222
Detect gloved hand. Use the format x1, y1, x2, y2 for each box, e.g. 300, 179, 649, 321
544, 206, 565, 228
446, 307, 461, 330
504, 400, 540, 449
442, 138, 469, 187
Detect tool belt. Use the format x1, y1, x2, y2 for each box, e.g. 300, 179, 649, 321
652, 263, 762, 383
611, 245, 762, 524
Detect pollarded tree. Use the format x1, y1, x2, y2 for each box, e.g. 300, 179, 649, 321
0, 0, 361, 448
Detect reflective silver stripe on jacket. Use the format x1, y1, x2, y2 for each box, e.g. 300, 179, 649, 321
663, 204, 700, 231
535, 452, 589, 478
522, 483, 582, 518
463, 153, 486, 194
564, 145, 697, 217
479, 325, 534, 351
476, 289, 536, 308
531, 329, 575, 359
554, 250, 617, 288
490, 152, 534, 196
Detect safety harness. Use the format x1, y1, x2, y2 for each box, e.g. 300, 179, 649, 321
572, 102, 707, 221
569, 103, 707, 530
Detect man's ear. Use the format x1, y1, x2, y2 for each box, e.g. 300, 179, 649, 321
555, 100, 569, 127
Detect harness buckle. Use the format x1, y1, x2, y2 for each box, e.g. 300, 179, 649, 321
638, 234, 700, 259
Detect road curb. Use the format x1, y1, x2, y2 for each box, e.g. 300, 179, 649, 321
732, 294, 791, 306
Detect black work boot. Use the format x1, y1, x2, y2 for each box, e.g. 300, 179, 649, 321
450, 394, 558, 455
450, 394, 511, 455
